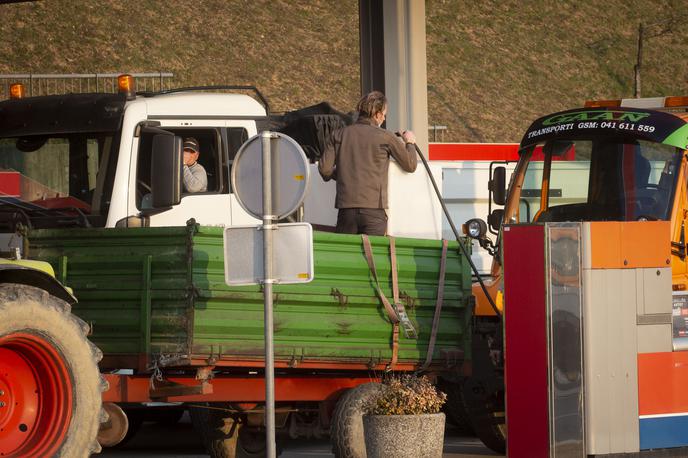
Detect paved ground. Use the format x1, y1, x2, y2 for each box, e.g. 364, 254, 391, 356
101, 413, 501, 458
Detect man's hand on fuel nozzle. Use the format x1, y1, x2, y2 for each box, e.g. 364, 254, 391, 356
401, 130, 416, 144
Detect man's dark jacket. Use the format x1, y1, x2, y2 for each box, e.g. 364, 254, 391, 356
318, 117, 417, 209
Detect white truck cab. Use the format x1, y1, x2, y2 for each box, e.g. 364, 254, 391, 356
111, 91, 265, 229
0, 77, 442, 239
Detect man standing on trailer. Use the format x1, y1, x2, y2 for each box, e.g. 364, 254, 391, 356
318, 91, 417, 235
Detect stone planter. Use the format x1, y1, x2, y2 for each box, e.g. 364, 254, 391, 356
362, 412, 445, 458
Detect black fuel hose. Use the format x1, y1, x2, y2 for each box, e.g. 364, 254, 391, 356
407, 140, 502, 317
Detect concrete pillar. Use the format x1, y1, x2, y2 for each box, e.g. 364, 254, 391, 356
382, 0, 429, 154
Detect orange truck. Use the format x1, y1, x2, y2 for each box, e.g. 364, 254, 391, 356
464, 96, 688, 456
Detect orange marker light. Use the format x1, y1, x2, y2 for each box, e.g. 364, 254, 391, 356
584, 99, 621, 108
664, 96, 688, 108
9, 83, 25, 99
117, 74, 136, 99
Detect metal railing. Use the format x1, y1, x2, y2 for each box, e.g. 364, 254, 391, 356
0, 72, 174, 99
429, 125, 448, 142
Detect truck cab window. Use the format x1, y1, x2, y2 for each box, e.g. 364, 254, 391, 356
136, 128, 225, 209
517, 139, 679, 223
225, 127, 249, 193
0, 134, 116, 230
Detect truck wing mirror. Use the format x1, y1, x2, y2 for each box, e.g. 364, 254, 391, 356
488, 209, 504, 232
151, 134, 182, 208
489, 166, 506, 206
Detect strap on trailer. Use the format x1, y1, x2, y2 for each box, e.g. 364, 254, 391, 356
418, 239, 449, 372
361, 235, 400, 370
361, 235, 420, 371
389, 237, 418, 340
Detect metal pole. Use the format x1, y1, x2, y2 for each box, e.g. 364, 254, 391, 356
260, 131, 277, 458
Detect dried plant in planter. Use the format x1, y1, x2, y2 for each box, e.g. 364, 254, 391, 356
365, 374, 447, 416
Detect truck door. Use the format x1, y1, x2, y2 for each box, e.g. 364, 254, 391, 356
130, 120, 259, 227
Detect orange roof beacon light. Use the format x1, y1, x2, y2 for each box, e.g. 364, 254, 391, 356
584, 99, 621, 108
117, 74, 136, 100
9, 83, 25, 99
664, 96, 688, 109
585, 96, 688, 110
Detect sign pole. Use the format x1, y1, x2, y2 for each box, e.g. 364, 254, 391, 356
261, 131, 277, 458
228, 130, 312, 457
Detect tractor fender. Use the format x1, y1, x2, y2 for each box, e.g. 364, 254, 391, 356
0, 262, 76, 305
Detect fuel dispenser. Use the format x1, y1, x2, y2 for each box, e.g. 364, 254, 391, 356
503, 221, 687, 456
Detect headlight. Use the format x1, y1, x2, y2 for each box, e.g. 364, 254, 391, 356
465, 218, 487, 239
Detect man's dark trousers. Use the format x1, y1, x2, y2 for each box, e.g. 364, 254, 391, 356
335, 208, 387, 236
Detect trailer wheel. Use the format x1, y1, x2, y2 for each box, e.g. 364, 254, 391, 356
0, 283, 106, 458
150, 406, 185, 426
236, 426, 267, 457
189, 403, 270, 458
330, 382, 383, 458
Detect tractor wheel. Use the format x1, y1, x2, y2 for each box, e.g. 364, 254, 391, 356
0, 283, 106, 458
330, 382, 384, 458
189, 403, 271, 458
437, 378, 474, 435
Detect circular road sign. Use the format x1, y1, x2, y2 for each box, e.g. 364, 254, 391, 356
231, 132, 310, 220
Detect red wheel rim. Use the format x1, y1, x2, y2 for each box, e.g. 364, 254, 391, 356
0, 332, 73, 457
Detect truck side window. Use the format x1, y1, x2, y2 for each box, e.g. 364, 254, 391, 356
224, 127, 249, 193
136, 128, 224, 210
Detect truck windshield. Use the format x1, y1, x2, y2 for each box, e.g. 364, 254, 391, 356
514, 138, 681, 223
0, 133, 118, 229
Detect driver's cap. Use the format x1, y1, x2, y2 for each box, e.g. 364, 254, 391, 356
183, 137, 200, 154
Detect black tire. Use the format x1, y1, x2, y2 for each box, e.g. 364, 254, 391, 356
462, 327, 506, 455
438, 378, 474, 435
189, 403, 271, 458
0, 283, 106, 458
235, 425, 268, 457
462, 377, 506, 454
113, 405, 182, 448
146, 406, 186, 426
330, 382, 384, 458
113, 408, 144, 448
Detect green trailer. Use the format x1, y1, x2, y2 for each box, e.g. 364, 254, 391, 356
26, 222, 473, 373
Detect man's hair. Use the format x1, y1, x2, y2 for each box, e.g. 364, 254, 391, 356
183, 137, 200, 154
356, 91, 387, 119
